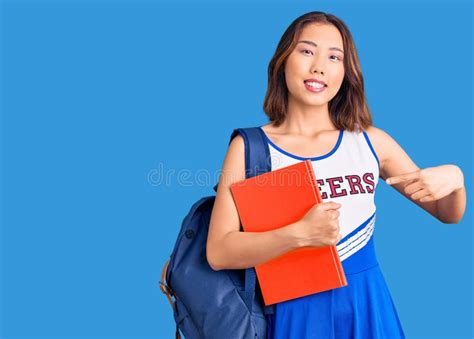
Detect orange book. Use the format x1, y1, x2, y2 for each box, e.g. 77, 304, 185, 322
230, 159, 347, 305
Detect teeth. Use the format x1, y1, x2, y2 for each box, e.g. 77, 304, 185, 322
305, 81, 324, 88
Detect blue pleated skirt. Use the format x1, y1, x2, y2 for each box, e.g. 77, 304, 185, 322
265, 236, 406, 339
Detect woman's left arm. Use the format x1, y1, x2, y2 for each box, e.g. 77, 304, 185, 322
366, 126, 466, 224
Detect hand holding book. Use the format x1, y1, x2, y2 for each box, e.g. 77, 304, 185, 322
295, 201, 343, 248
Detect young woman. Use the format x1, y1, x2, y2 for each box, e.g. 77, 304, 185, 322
206, 11, 466, 339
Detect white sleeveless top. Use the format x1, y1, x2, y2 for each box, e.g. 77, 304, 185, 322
258, 126, 380, 262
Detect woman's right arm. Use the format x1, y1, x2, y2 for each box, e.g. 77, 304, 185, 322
206, 134, 304, 271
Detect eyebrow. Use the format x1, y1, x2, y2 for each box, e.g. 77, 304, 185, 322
297, 40, 344, 54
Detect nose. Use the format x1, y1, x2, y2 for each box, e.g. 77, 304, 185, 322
311, 54, 325, 75
312, 67, 324, 75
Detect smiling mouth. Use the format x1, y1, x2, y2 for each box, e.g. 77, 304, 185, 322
304, 81, 327, 93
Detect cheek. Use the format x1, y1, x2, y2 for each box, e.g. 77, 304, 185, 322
284, 72, 302, 93
338, 71, 345, 84
329, 65, 344, 81
328, 68, 345, 91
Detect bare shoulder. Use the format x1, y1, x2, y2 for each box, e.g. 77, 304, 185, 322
364, 124, 419, 181
364, 125, 387, 161
260, 123, 280, 138
220, 134, 246, 186
364, 125, 402, 179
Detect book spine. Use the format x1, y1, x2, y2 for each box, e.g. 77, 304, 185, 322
305, 160, 347, 287
329, 246, 347, 286
304, 159, 322, 204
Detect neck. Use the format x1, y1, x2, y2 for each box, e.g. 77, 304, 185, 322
280, 99, 337, 137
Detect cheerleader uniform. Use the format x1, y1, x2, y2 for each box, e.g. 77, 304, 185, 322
258, 126, 406, 339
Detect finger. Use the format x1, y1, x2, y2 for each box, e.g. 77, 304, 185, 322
404, 180, 424, 195
419, 195, 435, 202
411, 188, 432, 201
386, 170, 421, 185
418, 188, 450, 202
320, 202, 341, 210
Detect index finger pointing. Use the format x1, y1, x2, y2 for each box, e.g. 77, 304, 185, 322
386, 171, 419, 185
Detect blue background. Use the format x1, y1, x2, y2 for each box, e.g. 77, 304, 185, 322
1, 0, 472, 338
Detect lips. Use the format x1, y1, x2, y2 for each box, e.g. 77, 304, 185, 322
304, 80, 327, 93
304, 78, 327, 86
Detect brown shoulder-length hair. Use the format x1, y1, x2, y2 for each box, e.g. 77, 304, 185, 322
263, 11, 373, 133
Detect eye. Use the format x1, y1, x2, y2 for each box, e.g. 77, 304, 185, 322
302, 49, 342, 62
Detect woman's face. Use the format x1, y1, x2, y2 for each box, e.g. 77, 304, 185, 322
284, 23, 345, 108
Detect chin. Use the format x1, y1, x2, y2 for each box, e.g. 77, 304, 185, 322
305, 94, 330, 105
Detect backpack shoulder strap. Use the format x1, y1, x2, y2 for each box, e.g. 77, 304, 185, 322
213, 127, 271, 192
230, 127, 271, 178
